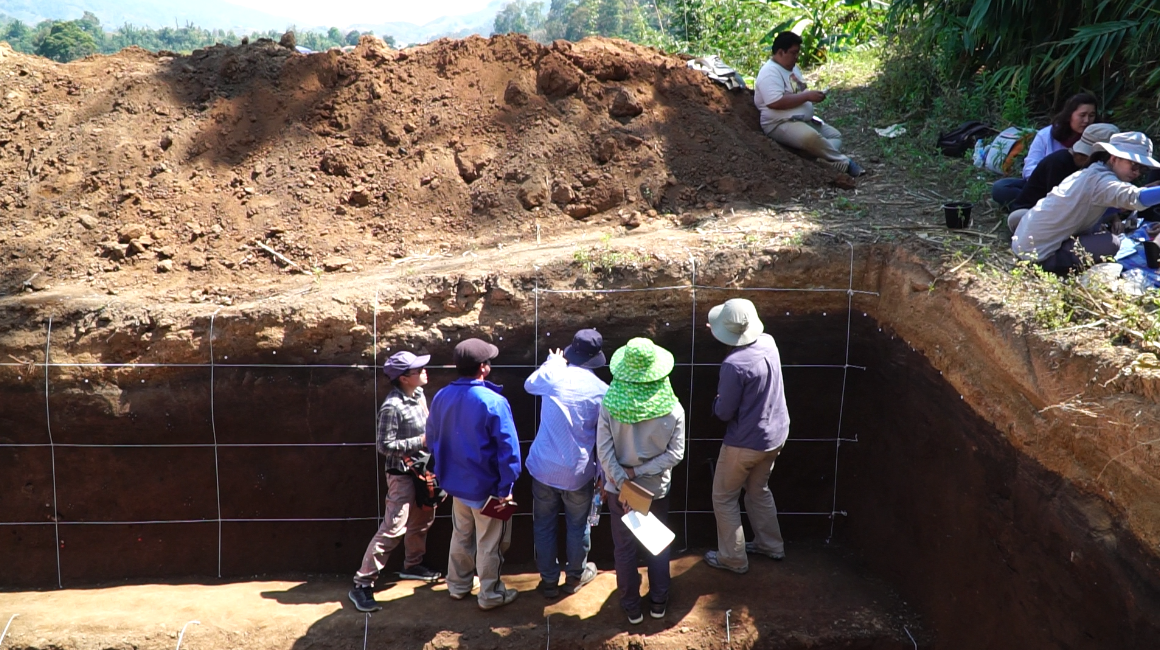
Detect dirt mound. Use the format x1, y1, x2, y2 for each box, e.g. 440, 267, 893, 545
0, 35, 837, 298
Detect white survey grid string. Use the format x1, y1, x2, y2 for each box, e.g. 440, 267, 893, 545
13, 251, 876, 585
528, 249, 875, 542
209, 309, 225, 578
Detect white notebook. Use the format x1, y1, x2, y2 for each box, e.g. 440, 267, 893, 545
620, 510, 675, 556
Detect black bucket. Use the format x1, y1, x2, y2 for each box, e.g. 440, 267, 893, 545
1145, 241, 1160, 270
942, 202, 973, 229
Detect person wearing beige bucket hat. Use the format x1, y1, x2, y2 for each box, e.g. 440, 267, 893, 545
1011, 131, 1160, 276
701, 299, 791, 575
595, 337, 685, 625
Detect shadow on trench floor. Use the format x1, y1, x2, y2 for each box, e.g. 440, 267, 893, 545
0, 543, 922, 650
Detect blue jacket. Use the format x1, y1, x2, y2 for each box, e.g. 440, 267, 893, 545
427, 378, 522, 502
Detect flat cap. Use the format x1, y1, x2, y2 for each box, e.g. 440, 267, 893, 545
454, 338, 499, 367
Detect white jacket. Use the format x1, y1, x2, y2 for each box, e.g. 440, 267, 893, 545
1012, 162, 1147, 261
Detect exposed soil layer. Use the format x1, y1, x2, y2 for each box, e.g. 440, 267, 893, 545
4, 242, 1160, 648
0, 34, 837, 299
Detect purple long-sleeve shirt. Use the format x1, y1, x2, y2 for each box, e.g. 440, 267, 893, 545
712, 334, 790, 451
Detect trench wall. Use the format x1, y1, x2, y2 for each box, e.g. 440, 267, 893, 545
5, 248, 1160, 649
1, 285, 858, 587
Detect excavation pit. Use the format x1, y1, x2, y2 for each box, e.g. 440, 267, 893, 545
3, 249, 1160, 650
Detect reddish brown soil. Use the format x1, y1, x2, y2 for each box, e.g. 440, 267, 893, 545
0, 35, 837, 299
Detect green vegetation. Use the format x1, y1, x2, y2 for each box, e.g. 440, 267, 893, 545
882, 0, 1160, 131
494, 0, 886, 77
573, 234, 650, 273
0, 11, 391, 62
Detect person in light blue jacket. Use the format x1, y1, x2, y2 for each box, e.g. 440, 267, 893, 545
524, 329, 609, 599
427, 338, 521, 611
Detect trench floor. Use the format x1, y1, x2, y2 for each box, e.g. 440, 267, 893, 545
0, 544, 920, 650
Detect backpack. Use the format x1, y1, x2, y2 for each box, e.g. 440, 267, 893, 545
936, 121, 996, 158
973, 126, 1036, 175
686, 55, 747, 91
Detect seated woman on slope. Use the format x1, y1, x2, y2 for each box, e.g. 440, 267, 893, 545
991, 93, 1098, 209
1009, 132, 1160, 275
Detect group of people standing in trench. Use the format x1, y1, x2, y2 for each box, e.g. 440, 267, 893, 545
346, 297, 790, 625
989, 93, 1160, 275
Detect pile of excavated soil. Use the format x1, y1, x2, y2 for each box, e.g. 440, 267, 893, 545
0, 34, 838, 300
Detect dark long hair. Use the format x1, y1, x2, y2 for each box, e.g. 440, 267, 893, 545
1050, 93, 1098, 143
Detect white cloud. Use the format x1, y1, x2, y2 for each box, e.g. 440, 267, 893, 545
223, 0, 493, 26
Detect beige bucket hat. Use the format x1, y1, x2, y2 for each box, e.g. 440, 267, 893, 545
707, 298, 764, 346
1095, 131, 1160, 167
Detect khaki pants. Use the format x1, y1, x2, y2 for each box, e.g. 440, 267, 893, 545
711, 444, 784, 570
1008, 208, 1028, 233
448, 497, 513, 608
766, 120, 849, 172
354, 474, 436, 587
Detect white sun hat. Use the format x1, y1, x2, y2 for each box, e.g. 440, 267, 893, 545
1094, 131, 1160, 167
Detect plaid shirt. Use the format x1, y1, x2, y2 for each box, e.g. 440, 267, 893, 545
376, 386, 428, 474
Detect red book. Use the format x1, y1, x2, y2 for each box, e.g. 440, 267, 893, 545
480, 496, 517, 521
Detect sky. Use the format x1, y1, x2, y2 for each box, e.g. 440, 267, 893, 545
224, 0, 494, 26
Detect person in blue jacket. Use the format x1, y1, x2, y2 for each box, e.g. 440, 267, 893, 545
427, 338, 522, 610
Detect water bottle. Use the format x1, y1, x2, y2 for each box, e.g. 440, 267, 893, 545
587, 490, 603, 527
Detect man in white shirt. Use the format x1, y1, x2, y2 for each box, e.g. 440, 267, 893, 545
753, 32, 864, 177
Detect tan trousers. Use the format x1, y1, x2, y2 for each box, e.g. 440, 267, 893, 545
353, 474, 436, 587
1008, 208, 1028, 233
711, 444, 785, 570
767, 120, 850, 172
448, 497, 513, 608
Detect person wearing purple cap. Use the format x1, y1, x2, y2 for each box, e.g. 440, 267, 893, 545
427, 338, 522, 610
524, 329, 609, 599
348, 351, 441, 613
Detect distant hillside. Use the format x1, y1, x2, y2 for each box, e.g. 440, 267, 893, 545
0, 0, 294, 32
354, 0, 505, 45
0, 0, 508, 49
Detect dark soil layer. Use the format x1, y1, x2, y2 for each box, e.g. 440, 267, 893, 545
840, 318, 1160, 648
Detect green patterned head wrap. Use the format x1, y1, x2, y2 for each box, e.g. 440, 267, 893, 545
604, 338, 678, 424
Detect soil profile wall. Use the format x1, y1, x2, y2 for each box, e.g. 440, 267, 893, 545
1, 300, 855, 585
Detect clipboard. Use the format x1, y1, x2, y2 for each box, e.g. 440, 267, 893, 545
620, 480, 654, 515
620, 510, 675, 556
480, 496, 517, 521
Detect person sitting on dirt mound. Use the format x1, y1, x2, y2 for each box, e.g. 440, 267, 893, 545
1009, 132, 1160, 275
1007, 123, 1119, 213
348, 351, 442, 614
991, 93, 1098, 209
754, 31, 865, 178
